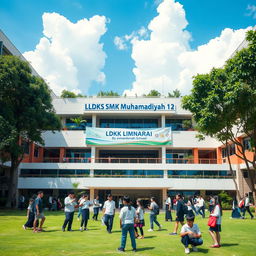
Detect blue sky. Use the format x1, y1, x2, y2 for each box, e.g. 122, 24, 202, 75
0, 0, 255, 96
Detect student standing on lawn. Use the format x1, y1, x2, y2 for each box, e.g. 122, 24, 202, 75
148, 197, 162, 231
180, 215, 203, 254
134, 199, 145, 239
118, 196, 137, 252
79, 194, 92, 231
33, 191, 45, 233
165, 195, 172, 222
209, 195, 222, 248
23, 198, 36, 229
242, 193, 254, 219
103, 194, 116, 233
170, 194, 185, 235
62, 191, 77, 232
92, 195, 101, 221
197, 195, 205, 218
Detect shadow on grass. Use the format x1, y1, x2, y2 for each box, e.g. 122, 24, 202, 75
221, 243, 239, 247
136, 247, 155, 252
197, 248, 209, 254
144, 236, 156, 239
111, 230, 121, 233
157, 228, 168, 231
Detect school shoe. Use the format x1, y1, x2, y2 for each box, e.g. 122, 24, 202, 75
192, 246, 198, 252
80, 227, 83, 232
22, 225, 26, 230
132, 248, 137, 252
169, 232, 177, 235
117, 247, 125, 252
185, 248, 190, 254
158, 225, 162, 230
62, 227, 65, 232
147, 229, 153, 232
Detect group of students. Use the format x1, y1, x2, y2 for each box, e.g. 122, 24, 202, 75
23, 191, 249, 254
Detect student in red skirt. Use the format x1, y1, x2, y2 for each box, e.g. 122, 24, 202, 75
134, 199, 145, 239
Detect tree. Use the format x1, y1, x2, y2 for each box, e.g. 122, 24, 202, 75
182, 30, 256, 201
0, 56, 61, 207
145, 90, 161, 97
61, 90, 86, 98
97, 90, 120, 96
168, 89, 182, 98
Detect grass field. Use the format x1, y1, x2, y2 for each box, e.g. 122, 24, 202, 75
0, 210, 255, 256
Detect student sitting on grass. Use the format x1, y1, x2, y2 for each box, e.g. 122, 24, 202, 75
180, 215, 203, 254
118, 196, 137, 252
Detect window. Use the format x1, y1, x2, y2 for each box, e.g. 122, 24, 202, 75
165, 119, 191, 131
99, 119, 158, 128
243, 171, 248, 178
34, 146, 39, 158
243, 137, 251, 151
21, 140, 29, 154
221, 144, 236, 158
65, 118, 92, 130
94, 170, 163, 178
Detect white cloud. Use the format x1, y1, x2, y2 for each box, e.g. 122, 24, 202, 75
114, 36, 127, 50
24, 12, 107, 95
123, 0, 251, 96
246, 4, 256, 19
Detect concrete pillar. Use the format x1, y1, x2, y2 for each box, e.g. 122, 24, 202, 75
162, 146, 166, 164
161, 114, 166, 128
162, 188, 167, 209
163, 170, 168, 179
91, 146, 96, 163
90, 188, 95, 201
193, 148, 199, 164
92, 114, 97, 127
59, 147, 65, 163
90, 169, 94, 177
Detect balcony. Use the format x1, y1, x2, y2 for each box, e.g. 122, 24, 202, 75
41, 157, 217, 164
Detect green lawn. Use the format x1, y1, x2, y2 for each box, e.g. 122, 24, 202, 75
0, 210, 255, 256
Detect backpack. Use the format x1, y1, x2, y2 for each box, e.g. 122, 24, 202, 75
239, 199, 245, 208
153, 204, 160, 215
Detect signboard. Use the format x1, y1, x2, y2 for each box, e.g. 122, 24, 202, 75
86, 127, 172, 146
84, 103, 176, 112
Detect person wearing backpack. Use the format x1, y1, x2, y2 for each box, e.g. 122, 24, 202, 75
170, 194, 185, 235
242, 193, 254, 219
147, 197, 162, 231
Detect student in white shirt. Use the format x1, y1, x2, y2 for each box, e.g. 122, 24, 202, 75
165, 195, 172, 221
134, 199, 145, 239
103, 194, 116, 233
180, 215, 203, 254
242, 193, 254, 219
117, 196, 137, 252
79, 194, 92, 231
197, 195, 205, 218
209, 195, 222, 248
92, 195, 101, 221
62, 191, 77, 231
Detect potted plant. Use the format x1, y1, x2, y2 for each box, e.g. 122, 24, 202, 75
71, 117, 87, 130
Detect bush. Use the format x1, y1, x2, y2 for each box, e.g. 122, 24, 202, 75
218, 190, 232, 209
222, 202, 232, 210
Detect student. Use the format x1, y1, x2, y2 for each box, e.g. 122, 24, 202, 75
79, 194, 92, 231
33, 191, 46, 233
92, 195, 100, 221
187, 197, 195, 218
209, 196, 214, 214
48, 196, 53, 211
77, 195, 83, 220
134, 199, 145, 239
147, 197, 162, 231
23, 198, 36, 229
209, 195, 222, 248
165, 195, 172, 222
118, 196, 137, 252
103, 194, 116, 233
180, 215, 203, 254
242, 193, 254, 219
62, 191, 77, 232
170, 194, 185, 235
231, 197, 241, 219
197, 195, 205, 218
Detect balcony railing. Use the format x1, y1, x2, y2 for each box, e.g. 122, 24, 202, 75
41, 157, 218, 164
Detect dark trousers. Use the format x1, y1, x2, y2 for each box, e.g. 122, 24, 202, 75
243, 206, 254, 218
81, 209, 90, 228
150, 214, 160, 229
165, 205, 172, 221
181, 235, 203, 248
104, 214, 114, 232
24, 212, 36, 228
92, 207, 99, 220
63, 211, 74, 230
198, 206, 205, 218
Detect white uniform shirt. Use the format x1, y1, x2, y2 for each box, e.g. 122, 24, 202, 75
93, 199, 100, 208
136, 207, 144, 220
197, 198, 204, 207
80, 199, 91, 210
64, 196, 76, 212
210, 205, 222, 225
165, 197, 171, 205
245, 197, 250, 207
103, 200, 116, 215
181, 223, 201, 238
119, 206, 136, 224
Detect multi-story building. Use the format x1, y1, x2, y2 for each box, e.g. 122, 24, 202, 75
17, 96, 254, 207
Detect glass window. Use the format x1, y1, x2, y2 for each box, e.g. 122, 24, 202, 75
21, 140, 30, 154
65, 118, 92, 130
94, 170, 163, 178
243, 137, 251, 151
34, 146, 39, 158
